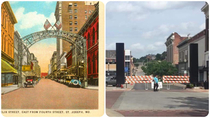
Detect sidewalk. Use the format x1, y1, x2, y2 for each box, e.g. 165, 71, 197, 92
106, 109, 124, 117
1, 85, 20, 95
106, 83, 135, 91
85, 85, 98, 90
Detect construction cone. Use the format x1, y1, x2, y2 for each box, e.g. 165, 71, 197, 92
121, 84, 124, 88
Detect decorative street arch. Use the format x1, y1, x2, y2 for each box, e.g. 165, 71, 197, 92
18, 30, 87, 87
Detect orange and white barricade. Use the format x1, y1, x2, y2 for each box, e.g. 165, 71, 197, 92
163, 76, 190, 90
125, 76, 153, 90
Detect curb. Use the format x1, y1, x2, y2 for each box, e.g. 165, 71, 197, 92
1, 87, 20, 95
106, 109, 124, 117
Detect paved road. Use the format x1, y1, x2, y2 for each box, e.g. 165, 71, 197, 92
133, 83, 185, 90
106, 90, 208, 116
1, 79, 98, 109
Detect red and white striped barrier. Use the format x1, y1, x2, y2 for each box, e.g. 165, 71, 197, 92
163, 76, 190, 83
125, 76, 153, 84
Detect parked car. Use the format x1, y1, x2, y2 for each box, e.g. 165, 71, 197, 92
106, 76, 116, 86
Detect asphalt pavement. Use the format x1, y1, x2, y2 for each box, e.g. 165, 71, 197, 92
106, 90, 209, 116
133, 83, 186, 91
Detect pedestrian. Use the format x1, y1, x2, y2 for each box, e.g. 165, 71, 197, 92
153, 75, 159, 91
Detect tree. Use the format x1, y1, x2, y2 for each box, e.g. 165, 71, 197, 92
141, 60, 177, 77
155, 53, 162, 60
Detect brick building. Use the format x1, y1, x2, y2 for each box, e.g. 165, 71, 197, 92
165, 32, 187, 66
65, 2, 99, 85
54, 1, 97, 75
1, 1, 17, 86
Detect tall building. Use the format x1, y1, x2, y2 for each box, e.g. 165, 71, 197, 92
54, 1, 97, 74
165, 32, 187, 66
1, 1, 17, 86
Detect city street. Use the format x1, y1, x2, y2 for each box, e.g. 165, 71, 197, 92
106, 88, 208, 116
1, 79, 98, 109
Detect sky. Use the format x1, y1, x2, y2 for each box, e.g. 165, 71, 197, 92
10, 1, 57, 73
106, 1, 206, 58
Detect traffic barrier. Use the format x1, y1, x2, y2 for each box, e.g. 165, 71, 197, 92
163, 76, 190, 83
125, 76, 153, 84
125, 76, 153, 90
163, 76, 190, 90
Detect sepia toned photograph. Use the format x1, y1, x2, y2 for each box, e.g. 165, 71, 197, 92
106, 1, 209, 117
1, 1, 104, 117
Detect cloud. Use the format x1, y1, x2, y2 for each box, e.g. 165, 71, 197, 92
199, 23, 205, 30
142, 21, 201, 39
106, 42, 116, 50
131, 42, 164, 53
14, 7, 56, 30
107, 1, 204, 20
9, 1, 18, 4
142, 24, 175, 39
130, 43, 145, 51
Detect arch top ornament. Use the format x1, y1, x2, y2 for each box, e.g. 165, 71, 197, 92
21, 30, 86, 49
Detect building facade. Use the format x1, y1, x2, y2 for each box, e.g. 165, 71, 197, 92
106, 50, 116, 76
54, 1, 97, 76
1, 1, 17, 86
50, 51, 57, 80
76, 2, 98, 85
165, 32, 187, 66
201, 2, 209, 83
106, 50, 134, 76
178, 30, 207, 85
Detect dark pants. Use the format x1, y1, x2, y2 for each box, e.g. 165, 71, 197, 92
154, 83, 158, 91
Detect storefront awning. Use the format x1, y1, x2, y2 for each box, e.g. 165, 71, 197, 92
1, 59, 17, 74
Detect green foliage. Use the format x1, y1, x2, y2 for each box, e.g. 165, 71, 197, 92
155, 53, 162, 60
186, 83, 194, 88
133, 51, 167, 63
141, 60, 178, 77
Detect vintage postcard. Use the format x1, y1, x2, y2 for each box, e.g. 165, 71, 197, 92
1, 1, 104, 117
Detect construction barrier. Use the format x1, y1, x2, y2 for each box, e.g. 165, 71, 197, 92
163, 76, 190, 90
125, 76, 153, 84
125, 76, 153, 90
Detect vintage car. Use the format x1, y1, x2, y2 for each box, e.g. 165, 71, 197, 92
24, 76, 36, 88
69, 78, 82, 87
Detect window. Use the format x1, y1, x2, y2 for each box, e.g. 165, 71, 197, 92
74, 9, 77, 13
70, 27, 73, 32
74, 15, 77, 19
85, 15, 87, 19
69, 15, 72, 19
89, 10, 91, 14
75, 27, 77, 31
88, 57, 91, 74
74, 3, 77, 7
97, 23, 99, 40
69, 21, 72, 25
92, 28, 95, 45
69, 9, 72, 13
88, 33, 90, 48
74, 21, 77, 25
184, 50, 188, 62
93, 53, 95, 73
68, 3, 72, 7
85, 10, 87, 14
